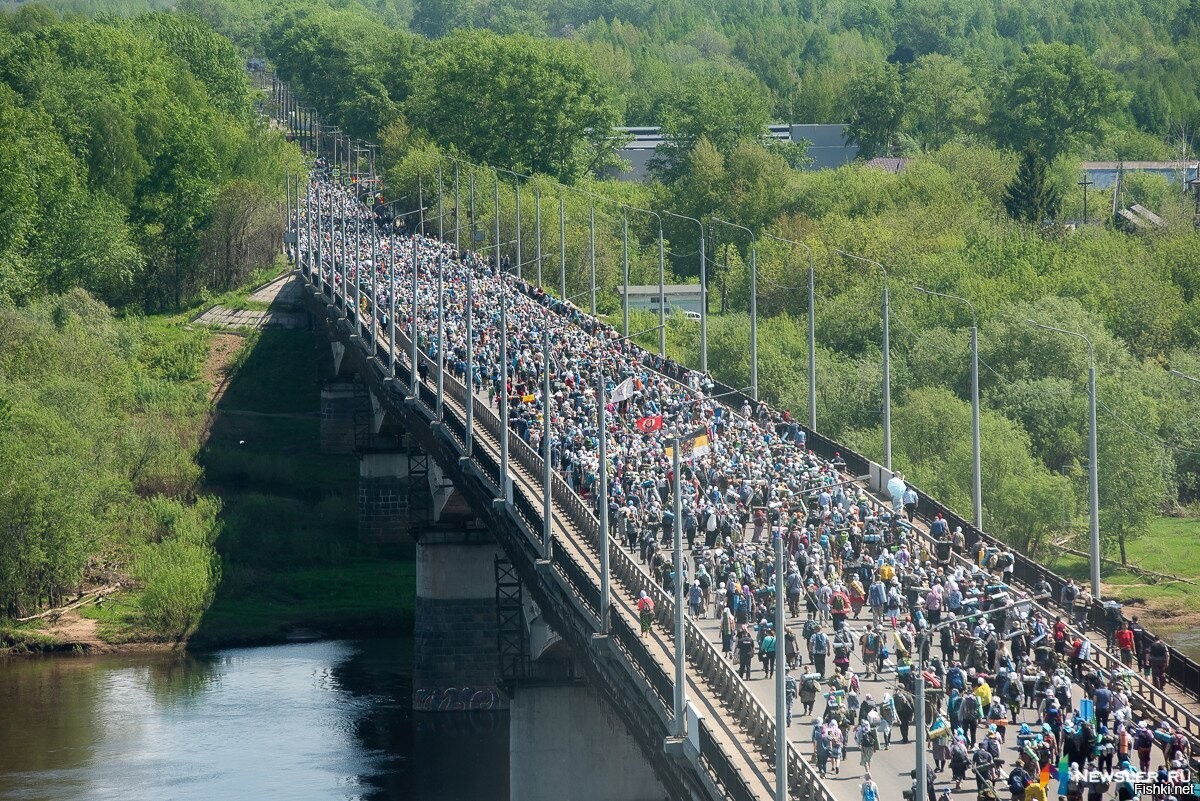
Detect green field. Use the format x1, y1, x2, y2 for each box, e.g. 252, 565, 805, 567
1048, 516, 1200, 625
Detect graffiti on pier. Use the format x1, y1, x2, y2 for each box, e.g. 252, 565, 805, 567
414, 686, 499, 711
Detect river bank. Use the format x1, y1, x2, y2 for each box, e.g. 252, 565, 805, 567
2, 280, 416, 656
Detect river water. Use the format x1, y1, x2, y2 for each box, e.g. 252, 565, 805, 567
0, 639, 508, 801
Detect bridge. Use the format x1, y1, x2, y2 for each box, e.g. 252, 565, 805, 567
270, 84, 1200, 801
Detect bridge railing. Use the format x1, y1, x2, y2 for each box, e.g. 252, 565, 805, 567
701, 377, 1200, 708
337, 278, 833, 801
905, 516, 1200, 744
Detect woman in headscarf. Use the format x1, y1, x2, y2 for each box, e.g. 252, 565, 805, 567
636, 590, 655, 638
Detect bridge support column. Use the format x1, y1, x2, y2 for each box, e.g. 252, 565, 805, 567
510, 683, 666, 801
319, 381, 364, 454
359, 447, 429, 545
413, 536, 507, 711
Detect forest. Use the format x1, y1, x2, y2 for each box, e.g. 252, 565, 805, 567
2, 0, 1200, 631
184, 0, 1200, 565
0, 5, 296, 633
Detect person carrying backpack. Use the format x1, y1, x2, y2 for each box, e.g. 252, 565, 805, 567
861, 772, 879, 801
861, 625, 883, 679
1007, 762, 1031, 801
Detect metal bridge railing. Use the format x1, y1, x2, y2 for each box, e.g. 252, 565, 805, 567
308, 265, 836, 801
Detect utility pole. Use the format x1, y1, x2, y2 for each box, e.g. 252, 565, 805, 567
1079, 174, 1094, 224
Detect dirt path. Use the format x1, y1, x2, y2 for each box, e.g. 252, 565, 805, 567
203, 332, 247, 404
38, 609, 105, 650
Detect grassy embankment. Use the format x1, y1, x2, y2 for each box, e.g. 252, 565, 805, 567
0, 272, 414, 652
190, 321, 415, 647
1049, 515, 1200, 635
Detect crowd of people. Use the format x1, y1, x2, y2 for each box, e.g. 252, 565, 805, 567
296, 168, 1194, 801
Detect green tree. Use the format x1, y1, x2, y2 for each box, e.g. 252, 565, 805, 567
405, 30, 620, 181
1003, 146, 1062, 223
652, 60, 774, 182
1096, 378, 1173, 565
904, 54, 985, 150
845, 61, 903, 159
993, 43, 1115, 158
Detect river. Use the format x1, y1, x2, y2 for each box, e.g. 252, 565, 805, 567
0, 639, 508, 801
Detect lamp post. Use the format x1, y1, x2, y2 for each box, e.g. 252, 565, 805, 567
1170, 369, 1200, 385
389, 229, 397, 379
668, 426, 707, 738
494, 171, 511, 504
710, 218, 758, 401
597, 371, 610, 632
764, 233, 816, 431
559, 192, 567, 301
590, 202, 597, 315
453, 163, 461, 250
835, 250, 890, 471
916, 287, 982, 530
436, 253, 444, 420
1028, 320, 1100, 598
774, 528, 787, 801
535, 187, 542, 287
663, 211, 708, 375
543, 325, 553, 559
912, 595, 1049, 801
495, 167, 523, 281
622, 214, 630, 338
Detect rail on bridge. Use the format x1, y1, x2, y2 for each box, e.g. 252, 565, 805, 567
298, 265, 839, 801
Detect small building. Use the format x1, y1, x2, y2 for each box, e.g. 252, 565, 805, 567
1081, 161, 1199, 190
864, 157, 911, 174
618, 284, 704, 315
603, 124, 858, 181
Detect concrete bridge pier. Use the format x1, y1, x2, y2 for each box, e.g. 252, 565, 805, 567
413, 532, 508, 712
509, 682, 667, 801
319, 380, 364, 454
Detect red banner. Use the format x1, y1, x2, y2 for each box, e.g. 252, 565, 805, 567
635, 415, 663, 434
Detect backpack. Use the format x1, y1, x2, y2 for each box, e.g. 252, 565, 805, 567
1008, 771, 1029, 794
863, 783, 878, 801
832, 594, 848, 612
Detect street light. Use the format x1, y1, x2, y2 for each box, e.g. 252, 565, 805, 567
1027, 319, 1100, 598
835, 250, 891, 471
667, 426, 707, 739
597, 371, 611, 632
710, 218, 759, 402
764, 232, 817, 431
911, 594, 1050, 801
662, 211, 708, 374
1170, 369, 1200, 385
561, 185, 658, 350
915, 287, 982, 530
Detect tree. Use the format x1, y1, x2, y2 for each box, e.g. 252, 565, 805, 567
993, 43, 1115, 159
1003, 146, 1062, 223
405, 30, 621, 181
1096, 379, 1173, 565
845, 61, 903, 159
904, 54, 985, 150
651, 60, 774, 182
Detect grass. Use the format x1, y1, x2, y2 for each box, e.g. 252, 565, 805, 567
190, 323, 416, 649
0, 625, 67, 653
76, 591, 166, 644
1046, 515, 1200, 622
190, 559, 416, 648
216, 327, 320, 415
